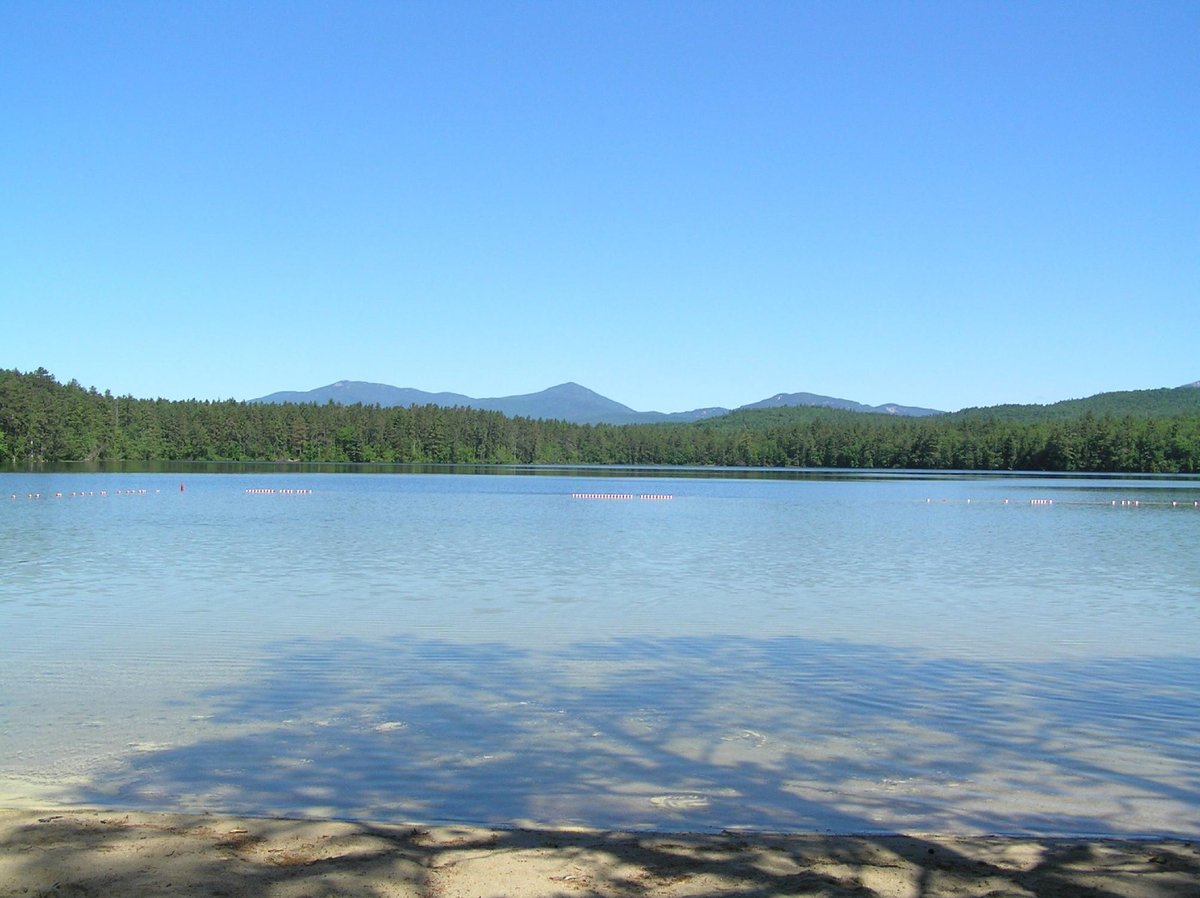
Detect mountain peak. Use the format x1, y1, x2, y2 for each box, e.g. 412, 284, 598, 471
739, 392, 943, 417
253, 381, 942, 423
474, 382, 637, 422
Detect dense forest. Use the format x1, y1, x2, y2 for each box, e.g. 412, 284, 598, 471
3, 367, 1200, 473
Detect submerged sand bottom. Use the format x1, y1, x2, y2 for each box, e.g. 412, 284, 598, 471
1, 809, 1197, 898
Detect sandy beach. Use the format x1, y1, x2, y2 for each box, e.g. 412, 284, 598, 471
2, 808, 1196, 898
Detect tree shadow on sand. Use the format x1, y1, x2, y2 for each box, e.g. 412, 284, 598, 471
3, 809, 1199, 897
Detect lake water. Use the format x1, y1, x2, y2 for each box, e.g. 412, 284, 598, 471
2, 467, 1198, 836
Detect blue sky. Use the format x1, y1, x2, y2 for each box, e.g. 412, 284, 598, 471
3, 1, 1196, 413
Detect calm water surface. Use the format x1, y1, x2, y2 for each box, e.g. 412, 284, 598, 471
2, 468, 1198, 835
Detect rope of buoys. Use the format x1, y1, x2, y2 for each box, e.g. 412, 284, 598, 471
570, 493, 674, 500
8, 486, 319, 501
12, 488, 166, 500
6, 487, 1192, 507
920, 497, 1197, 509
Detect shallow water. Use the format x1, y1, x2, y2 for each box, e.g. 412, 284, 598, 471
2, 468, 1198, 835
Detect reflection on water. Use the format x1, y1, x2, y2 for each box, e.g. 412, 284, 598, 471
1, 469, 1198, 835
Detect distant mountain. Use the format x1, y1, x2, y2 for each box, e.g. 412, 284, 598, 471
260, 378, 1200, 423
472, 383, 643, 424
254, 380, 672, 425
255, 381, 475, 408
252, 380, 942, 424
740, 392, 943, 417
660, 407, 731, 423
948, 385, 1200, 423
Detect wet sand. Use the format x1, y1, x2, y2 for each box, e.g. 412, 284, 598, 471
2, 808, 1197, 897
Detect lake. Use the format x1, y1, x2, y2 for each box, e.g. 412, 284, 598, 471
2, 467, 1198, 836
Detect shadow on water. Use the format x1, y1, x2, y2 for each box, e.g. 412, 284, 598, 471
58, 635, 1200, 839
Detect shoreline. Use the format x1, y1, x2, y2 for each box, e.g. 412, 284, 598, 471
2, 808, 1197, 897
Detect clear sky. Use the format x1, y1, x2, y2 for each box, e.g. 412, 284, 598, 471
2, 1, 1196, 413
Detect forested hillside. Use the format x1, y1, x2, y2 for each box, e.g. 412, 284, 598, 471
948, 388, 1200, 422
3, 368, 1200, 473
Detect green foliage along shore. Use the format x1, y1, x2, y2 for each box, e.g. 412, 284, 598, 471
3, 367, 1200, 472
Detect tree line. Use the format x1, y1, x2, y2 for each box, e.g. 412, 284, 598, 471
3, 367, 1200, 473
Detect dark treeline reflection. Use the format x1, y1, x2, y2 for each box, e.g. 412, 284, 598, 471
4, 368, 1200, 472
